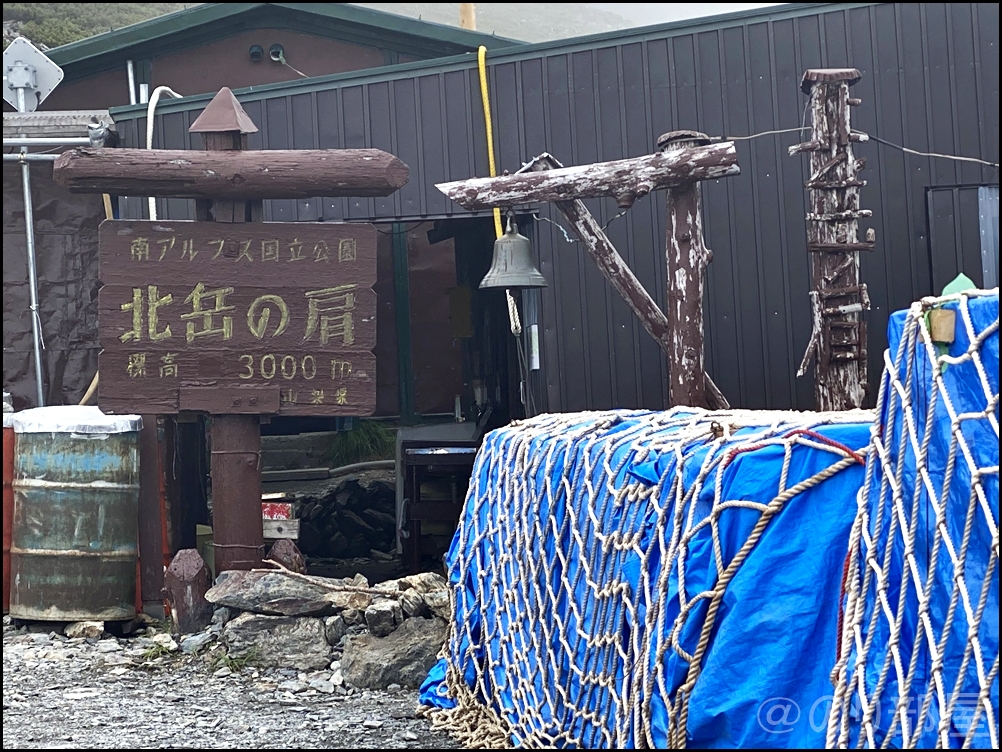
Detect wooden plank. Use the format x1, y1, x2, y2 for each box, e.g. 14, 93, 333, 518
98, 220, 376, 286
179, 385, 280, 414
98, 220, 378, 417
263, 518, 300, 540
99, 350, 376, 416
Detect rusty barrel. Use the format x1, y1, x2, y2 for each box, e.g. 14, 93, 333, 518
3, 404, 13, 614
10, 406, 142, 622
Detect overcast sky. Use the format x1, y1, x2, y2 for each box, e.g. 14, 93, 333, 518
586, 3, 786, 25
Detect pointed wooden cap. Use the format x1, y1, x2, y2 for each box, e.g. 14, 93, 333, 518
189, 87, 259, 134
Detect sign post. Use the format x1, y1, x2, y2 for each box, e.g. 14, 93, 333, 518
56, 87, 406, 575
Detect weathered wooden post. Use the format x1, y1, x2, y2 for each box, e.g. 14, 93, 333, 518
658, 130, 714, 408
55, 87, 403, 590
789, 68, 873, 411
189, 89, 265, 573
436, 142, 739, 410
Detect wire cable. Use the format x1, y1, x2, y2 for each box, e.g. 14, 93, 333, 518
702, 122, 997, 168
853, 131, 999, 168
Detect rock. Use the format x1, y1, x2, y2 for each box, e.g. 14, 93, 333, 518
221, 613, 331, 671
205, 571, 334, 617
164, 549, 214, 634
399, 590, 429, 618
179, 632, 213, 654
277, 679, 307, 693
399, 571, 447, 594
310, 678, 335, 694
422, 590, 451, 620
64, 621, 103, 640
341, 608, 364, 626
323, 615, 346, 646
364, 600, 402, 638
362, 719, 383, 729
151, 633, 179, 652
341, 616, 448, 689
387, 683, 401, 691
350, 573, 369, 589
267, 539, 307, 574
329, 590, 371, 612
213, 666, 233, 677
211, 607, 233, 626
400, 730, 419, 741
330, 669, 344, 686
95, 640, 122, 653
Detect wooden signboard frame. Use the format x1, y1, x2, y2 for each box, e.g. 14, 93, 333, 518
98, 220, 377, 416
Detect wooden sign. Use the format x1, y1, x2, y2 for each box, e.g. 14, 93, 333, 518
98, 220, 377, 416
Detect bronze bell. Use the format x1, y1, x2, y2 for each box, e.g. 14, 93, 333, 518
480, 217, 548, 289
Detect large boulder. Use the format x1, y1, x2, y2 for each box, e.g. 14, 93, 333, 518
205, 571, 334, 617
341, 616, 448, 689
221, 613, 331, 670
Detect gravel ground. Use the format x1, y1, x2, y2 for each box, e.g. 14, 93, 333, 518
2, 617, 458, 750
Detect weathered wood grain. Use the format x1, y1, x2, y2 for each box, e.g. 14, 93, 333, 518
438, 142, 739, 209
54, 148, 409, 199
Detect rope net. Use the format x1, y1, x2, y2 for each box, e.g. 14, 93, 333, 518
827, 290, 999, 749
424, 406, 875, 748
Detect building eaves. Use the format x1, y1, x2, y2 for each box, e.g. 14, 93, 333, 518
47, 2, 522, 72
109, 2, 869, 122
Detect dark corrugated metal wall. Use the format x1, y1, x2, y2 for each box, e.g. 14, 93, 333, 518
114, 2, 1000, 413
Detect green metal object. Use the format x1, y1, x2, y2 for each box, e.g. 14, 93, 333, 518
393, 223, 416, 424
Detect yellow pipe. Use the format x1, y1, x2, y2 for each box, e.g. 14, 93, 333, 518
477, 46, 503, 239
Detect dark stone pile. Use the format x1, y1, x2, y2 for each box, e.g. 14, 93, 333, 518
297, 476, 396, 559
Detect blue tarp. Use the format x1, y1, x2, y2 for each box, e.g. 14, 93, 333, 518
422, 411, 871, 747
843, 294, 999, 748
421, 294, 999, 748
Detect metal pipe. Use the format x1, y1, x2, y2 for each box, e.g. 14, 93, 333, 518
16, 87, 46, 407
3, 153, 59, 162
328, 459, 396, 477
3, 137, 90, 147
126, 60, 137, 106
145, 86, 183, 220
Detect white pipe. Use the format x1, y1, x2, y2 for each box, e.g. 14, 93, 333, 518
126, 60, 137, 106
145, 86, 183, 220
3, 137, 90, 147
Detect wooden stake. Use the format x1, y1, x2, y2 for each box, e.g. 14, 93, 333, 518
660, 131, 713, 408
790, 69, 871, 411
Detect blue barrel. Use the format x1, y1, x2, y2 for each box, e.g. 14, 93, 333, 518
10, 406, 142, 622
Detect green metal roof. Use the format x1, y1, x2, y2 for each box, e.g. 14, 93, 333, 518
48, 2, 522, 75
110, 2, 869, 121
